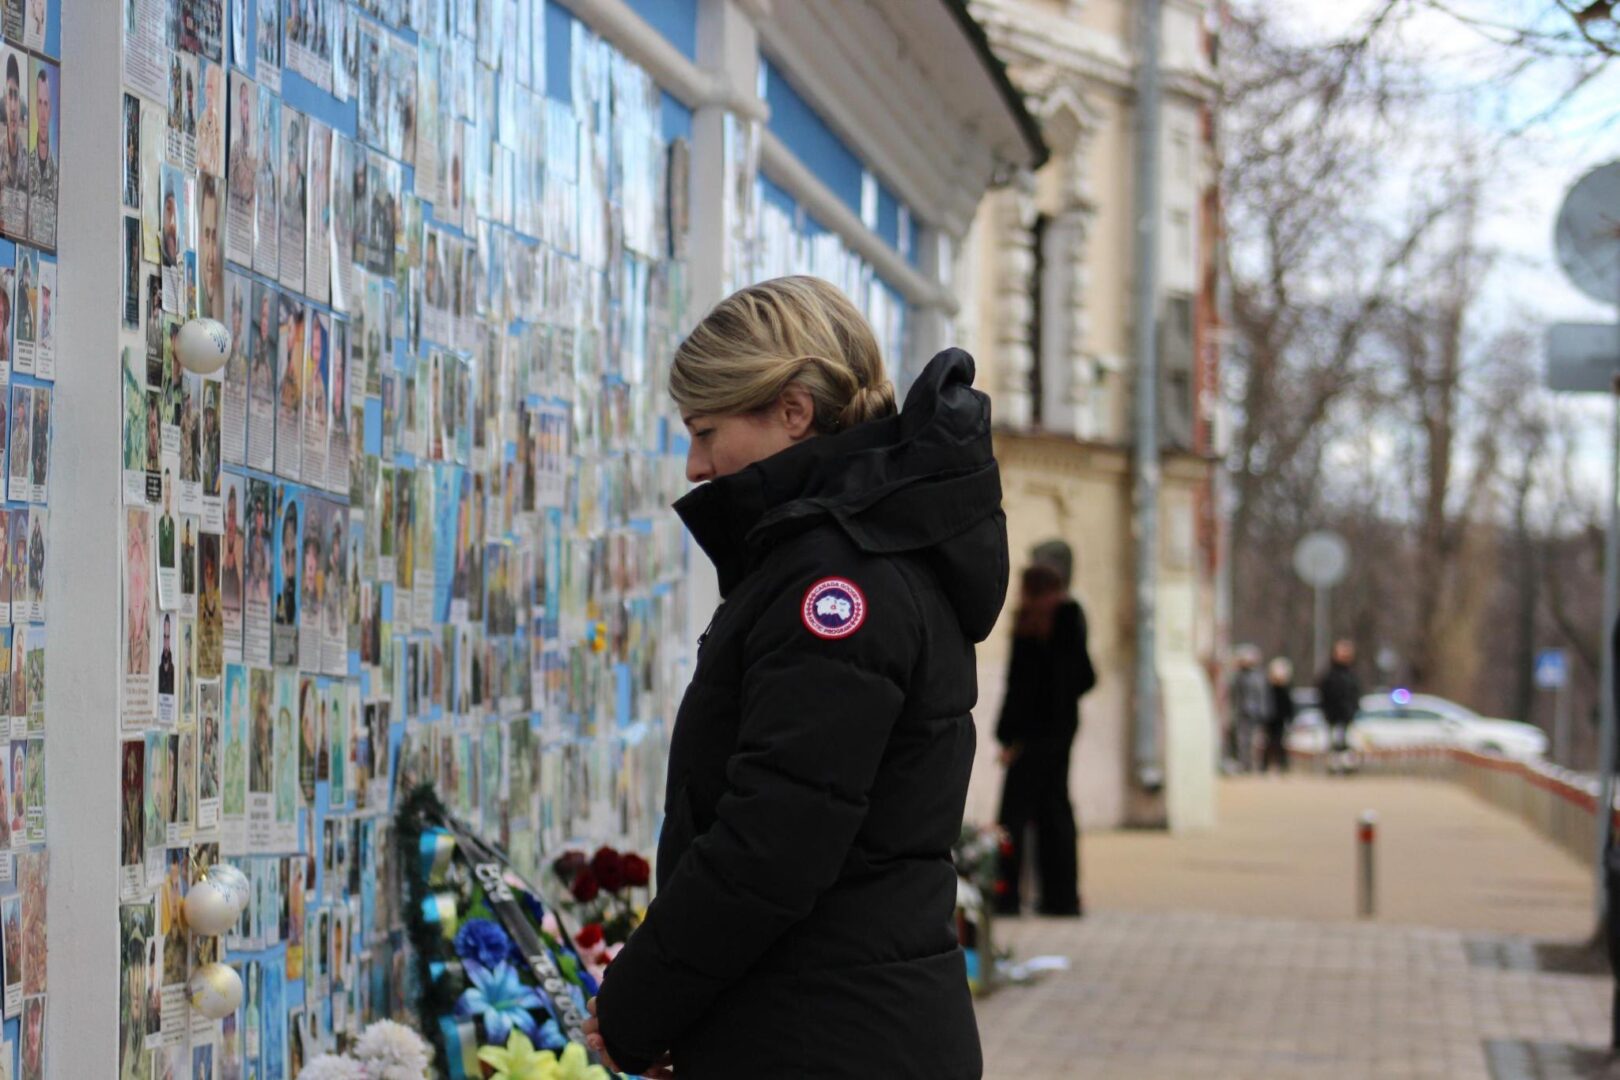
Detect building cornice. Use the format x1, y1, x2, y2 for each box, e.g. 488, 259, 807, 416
970, 1, 1218, 105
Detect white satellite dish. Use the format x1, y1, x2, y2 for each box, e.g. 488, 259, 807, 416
1554, 161, 1620, 307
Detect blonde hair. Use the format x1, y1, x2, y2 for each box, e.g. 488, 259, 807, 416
670, 276, 897, 433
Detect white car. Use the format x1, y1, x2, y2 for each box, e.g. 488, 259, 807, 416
1288, 690, 1548, 760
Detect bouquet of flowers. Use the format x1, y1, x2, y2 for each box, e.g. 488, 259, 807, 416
546, 846, 650, 982
396, 785, 631, 1080
297, 1020, 433, 1080
951, 823, 1007, 997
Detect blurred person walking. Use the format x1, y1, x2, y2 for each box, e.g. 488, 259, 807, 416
1227, 645, 1267, 773
993, 543, 1096, 917
1260, 657, 1295, 774
1317, 639, 1362, 774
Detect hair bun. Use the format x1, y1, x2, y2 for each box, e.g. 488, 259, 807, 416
837, 380, 897, 430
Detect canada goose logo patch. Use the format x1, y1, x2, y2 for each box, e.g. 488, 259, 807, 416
802, 578, 866, 640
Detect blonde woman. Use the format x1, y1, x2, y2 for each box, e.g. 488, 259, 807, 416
587, 277, 1007, 1078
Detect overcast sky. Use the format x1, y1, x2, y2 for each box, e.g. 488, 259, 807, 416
1259, 0, 1620, 498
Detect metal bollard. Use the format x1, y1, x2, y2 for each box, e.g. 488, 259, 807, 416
1357, 810, 1377, 918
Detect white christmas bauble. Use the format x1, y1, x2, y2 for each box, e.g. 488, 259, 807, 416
176, 318, 230, 375
188, 962, 244, 1019
184, 862, 251, 935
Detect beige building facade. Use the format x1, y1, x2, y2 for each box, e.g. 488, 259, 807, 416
959, 0, 1224, 830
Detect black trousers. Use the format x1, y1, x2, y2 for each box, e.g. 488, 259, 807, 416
995, 735, 1080, 915
1260, 722, 1289, 772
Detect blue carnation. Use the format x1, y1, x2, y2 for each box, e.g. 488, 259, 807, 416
453, 918, 516, 969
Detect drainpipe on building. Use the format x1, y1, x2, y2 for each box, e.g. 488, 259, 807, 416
1131, 0, 1165, 795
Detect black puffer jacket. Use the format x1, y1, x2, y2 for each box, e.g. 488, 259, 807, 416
595, 350, 1007, 1079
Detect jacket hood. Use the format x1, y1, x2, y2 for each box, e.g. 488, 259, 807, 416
675, 348, 1009, 643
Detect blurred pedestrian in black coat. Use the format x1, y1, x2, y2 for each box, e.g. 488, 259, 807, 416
1317, 639, 1362, 772
994, 554, 1095, 916
1261, 657, 1295, 774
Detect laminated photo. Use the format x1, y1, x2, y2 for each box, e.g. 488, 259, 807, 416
246, 667, 271, 851
180, 0, 223, 63
155, 474, 178, 613
328, 136, 356, 315
277, 105, 305, 293
180, 522, 195, 619
118, 901, 152, 1077
274, 293, 303, 480
322, 496, 347, 677
327, 317, 349, 493
285, 0, 333, 92
271, 485, 300, 668
122, 348, 151, 506
272, 670, 296, 848
17, 996, 36, 1080
297, 677, 315, 804
198, 531, 222, 677
166, 52, 198, 171
123, 94, 141, 211
178, 376, 201, 515
305, 118, 331, 305
298, 494, 322, 667
6, 741, 19, 847
155, 611, 176, 725
201, 379, 221, 518
230, 0, 247, 69
7, 510, 21, 635
10, 247, 32, 376
220, 473, 243, 660
198, 679, 221, 832
224, 72, 255, 268
242, 478, 271, 666
302, 315, 330, 492
198, 175, 224, 323
197, 59, 225, 179
245, 281, 275, 472
255, 0, 281, 92
31, 258, 49, 382
24, 386, 43, 505
221, 271, 249, 465
252, 84, 279, 278
220, 665, 247, 855
123, 0, 167, 103
1, 895, 17, 1019
2, 385, 22, 507
0, 49, 26, 243
158, 164, 188, 313
120, 741, 145, 895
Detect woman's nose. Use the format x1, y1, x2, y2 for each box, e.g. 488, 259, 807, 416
686, 444, 710, 485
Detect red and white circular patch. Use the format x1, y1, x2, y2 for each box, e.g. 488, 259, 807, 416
801, 578, 867, 640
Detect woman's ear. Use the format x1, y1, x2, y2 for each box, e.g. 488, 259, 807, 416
778, 385, 817, 441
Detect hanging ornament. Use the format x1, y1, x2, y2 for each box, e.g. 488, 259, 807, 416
184, 861, 251, 936
175, 317, 231, 375
187, 962, 244, 1020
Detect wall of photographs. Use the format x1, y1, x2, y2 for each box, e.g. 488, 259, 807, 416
116, 0, 693, 1075
0, 0, 72, 1077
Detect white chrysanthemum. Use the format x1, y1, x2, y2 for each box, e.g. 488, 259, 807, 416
296, 1054, 368, 1080
353, 1019, 433, 1078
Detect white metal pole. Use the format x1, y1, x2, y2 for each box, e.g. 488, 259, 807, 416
1314, 584, 1328, 677
1595, 385, 1620, 920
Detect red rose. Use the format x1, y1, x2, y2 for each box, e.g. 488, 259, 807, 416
622, 853, 651, 888
591, 847, 625, 893
569, 867, 600, 903
576, 922, 604, 949
993, 879, 1008, 896
553, 850, 587, 881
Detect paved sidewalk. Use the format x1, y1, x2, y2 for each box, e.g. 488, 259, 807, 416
973, 775, 1614, 1076
977, 911, 1614, 1079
